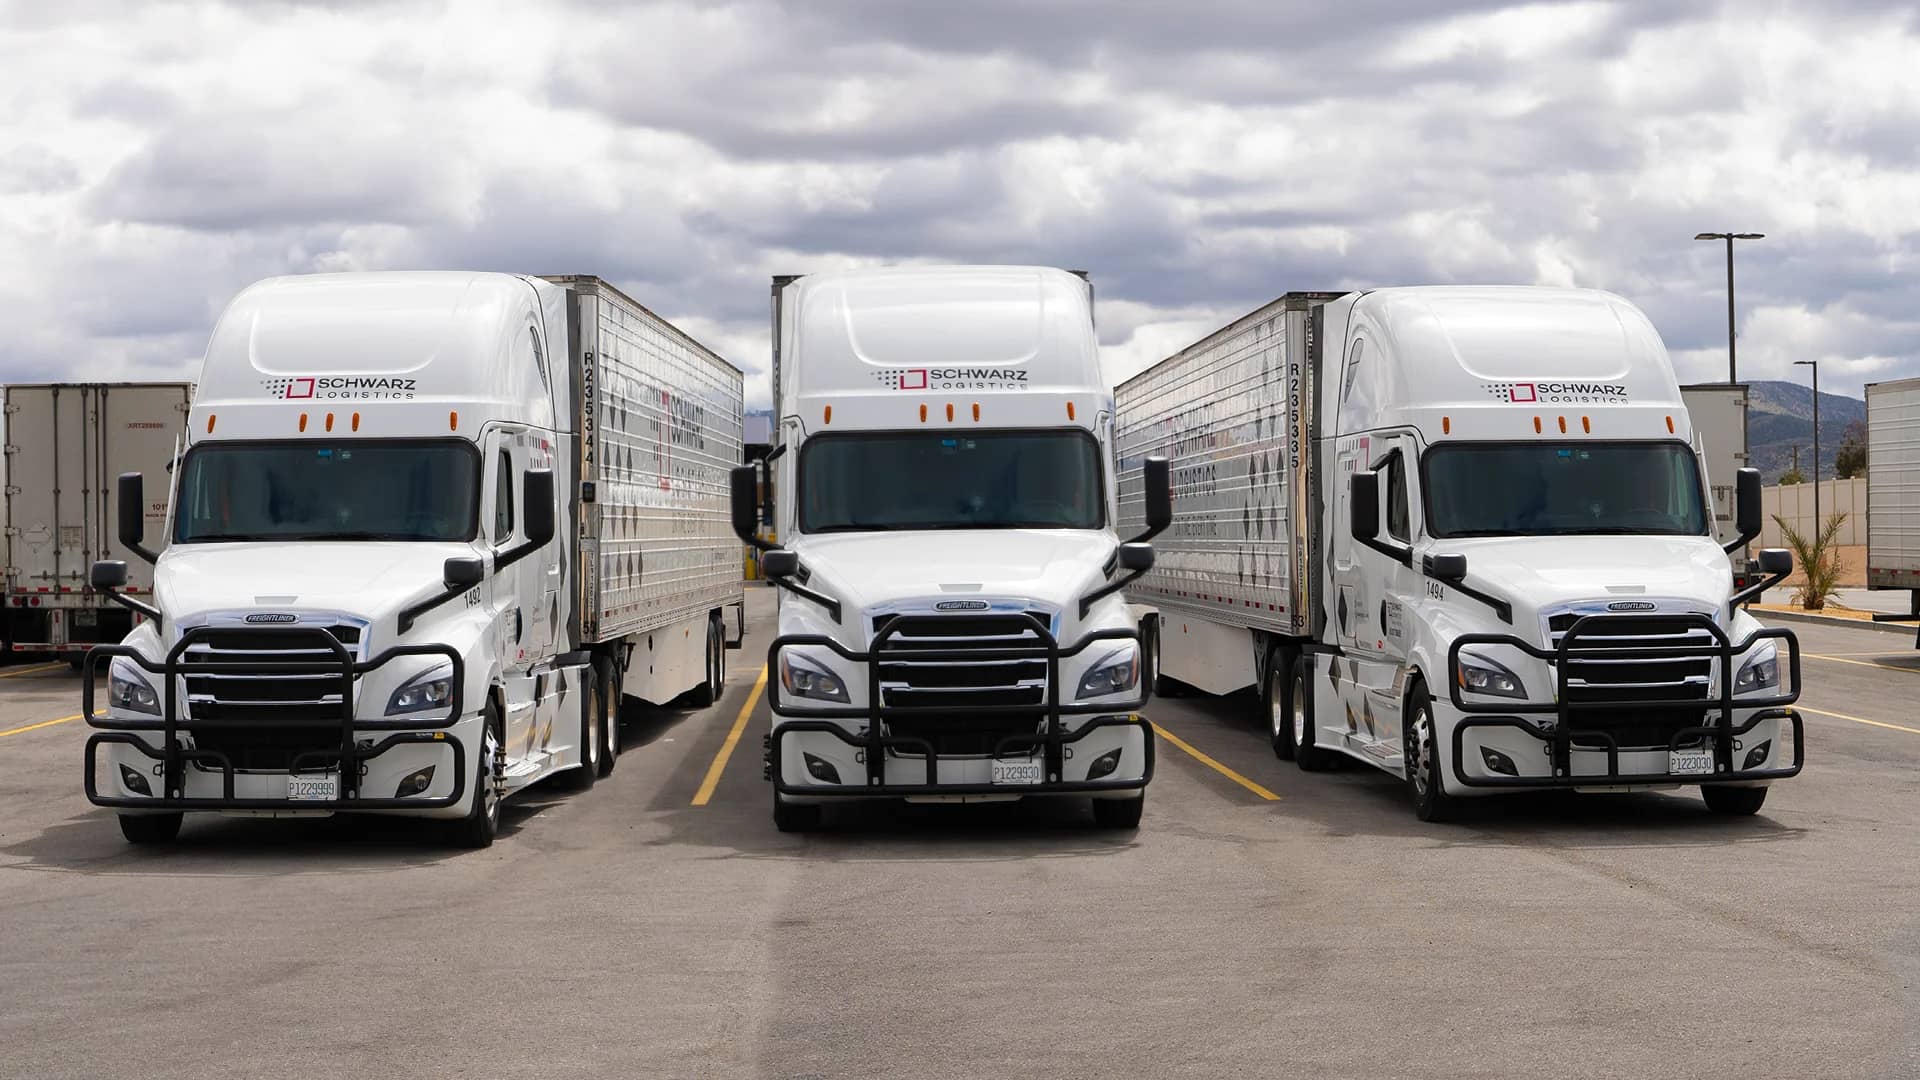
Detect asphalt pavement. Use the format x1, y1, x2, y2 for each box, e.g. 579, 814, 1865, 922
1, 591, 1918, 1079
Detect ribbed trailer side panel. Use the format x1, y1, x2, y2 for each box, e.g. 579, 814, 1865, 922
1867, 379, 1920, 588
1115, 298, 1304, 634
573, 282, 745, 643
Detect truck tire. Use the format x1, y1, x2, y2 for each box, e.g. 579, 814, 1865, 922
1266, 647, 1296, 760
1702, 784, 1768, 815
447, 701, 504, 849
595, 658, 619, 778
558, 669, 601, 792
1405, 682, 1457, 823
1293, 655, 1337, 772
689, 617, 721, 708
1092, 792, 1145, 829
118, 812, 182, 845
1147, 620, 1185, 698
773, 792, 821, 833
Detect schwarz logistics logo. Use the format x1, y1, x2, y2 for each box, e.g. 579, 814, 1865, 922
1483, 381, 1627, 405
260, 376, 418, 401
873, 367, 1030, 391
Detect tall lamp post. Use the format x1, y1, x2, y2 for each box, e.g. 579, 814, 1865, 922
1796, 358, 1820, 535
1695, 232, 1765, 382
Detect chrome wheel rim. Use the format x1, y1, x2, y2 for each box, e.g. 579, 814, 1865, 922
481, 720, 501, 825
1292, 674, 1307, 746
1411, 707, 1433, 800
1269, 669, 1285, 739
585, 685, 600, 769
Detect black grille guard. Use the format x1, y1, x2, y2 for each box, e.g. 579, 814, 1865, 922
82, 626, 467, 811
764, 613, 1153, 797
1446, 613, 1803, 788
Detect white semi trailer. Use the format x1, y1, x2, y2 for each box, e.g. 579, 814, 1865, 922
84, 272, 744, 846
1865, 378, 1920, 638
3, 383, 191, 661
730, 266, 1173, 832
1121, 287, 1804, 821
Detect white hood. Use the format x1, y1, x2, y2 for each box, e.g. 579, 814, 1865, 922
1445, 534, 1732, 633
155, 542, 465, 631
790, 529, 1116, 624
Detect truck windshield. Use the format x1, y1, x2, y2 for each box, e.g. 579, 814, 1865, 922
800, 431, 1104, 532
1424, 443, 1708, 538
174, 440, 479, 543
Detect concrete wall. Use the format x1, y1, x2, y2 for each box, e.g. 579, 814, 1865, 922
1761, 477, 1865, 546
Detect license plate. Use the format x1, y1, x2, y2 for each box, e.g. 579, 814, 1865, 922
288, 773, 339, 802
1669, 749, 1716, 777
991, 760, 1043, 786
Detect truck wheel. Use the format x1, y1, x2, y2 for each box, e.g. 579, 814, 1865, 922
1266, 648, 1296, 760
1702, 784, 1768, 815
596, 658, 619, 778
1405, 683, 1457, 823
1293, 656, 1336, 772
1147, 620, 1185, 697
773, 793, 821, 833
118, 812, 182, 845
689, 618, 721, 708
447, 702, 504, 849
558, 670, 600, 792
1091, 792, 1145, 829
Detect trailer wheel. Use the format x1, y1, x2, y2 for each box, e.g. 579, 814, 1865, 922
689, 617, 722, 708
447, 701, 504, 849
118, 812, 182, 845
773, 792, 821, 833
558, 668, 601, 792
1147, 620, 1185, 697
1702, 784, 1768, 816
1405, 682, 1457, 823
1293, 655, 1336, 772
1266, 648, 1296, 760
595, 658, 619, 778
1091, 792, 1145, 829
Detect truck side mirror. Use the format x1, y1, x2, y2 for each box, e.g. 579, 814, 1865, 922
1117, 543, 1154, 573
762, 549, 798, 578
1757, 547, 1792, 576
91, 560, 128, 590
1350, 471, 1380, 541
522, 469, 555, 548
730, 465, 764, 547
117, 472, 157, 564
444, 557, 485, 590
1427, 553, 1467, 582
1141, 456, 1172, 539
1735, 467, 1762, 541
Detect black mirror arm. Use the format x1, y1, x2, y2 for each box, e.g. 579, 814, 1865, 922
1729, 567, 1790, 609
1421, 555, 1513, 624
1078, 565, 1151, 619
768, 573, 842, 624
100, 589, 161, 629
1358, 535, 1413, 568
397, 581, 473, 635
1722, 525, 1759, 556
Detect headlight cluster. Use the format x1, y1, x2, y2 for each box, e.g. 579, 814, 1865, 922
1075, 645, 1139, 700
1457, 653, 1525, 699
386, 666, 454, 716
1734, 643, 1779, 694
109, 667, 161, 716
781, 653, 849, 703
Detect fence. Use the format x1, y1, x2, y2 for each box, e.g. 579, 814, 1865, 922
1760, 477, 1865, 547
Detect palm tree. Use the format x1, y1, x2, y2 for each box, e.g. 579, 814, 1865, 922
1774, 511, 1848, 610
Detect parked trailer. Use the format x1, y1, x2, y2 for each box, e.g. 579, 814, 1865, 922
1120, 287, 1803, 821
1865, 378, 1920, 637
3, 383, 191, 660
84, 272, 743, 847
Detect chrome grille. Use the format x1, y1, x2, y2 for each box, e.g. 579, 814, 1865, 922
1547, 612, 1716, 748
870, 609, 1053, 754
182, 624, 363, 724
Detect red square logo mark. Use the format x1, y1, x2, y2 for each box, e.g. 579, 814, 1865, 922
1509, 383, 1536, 403
899, 369, 927, 390
286, 378, 315, 399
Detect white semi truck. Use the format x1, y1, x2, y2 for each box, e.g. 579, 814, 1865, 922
730, 265, 1172, 832
84, 272, 744, 846
3, 383, 192, 662
1121, 287, 1804, 821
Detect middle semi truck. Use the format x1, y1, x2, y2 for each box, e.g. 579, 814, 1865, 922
1121, 287, 1806, 820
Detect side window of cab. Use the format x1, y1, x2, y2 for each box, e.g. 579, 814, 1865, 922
1385, 450, 1411, 543
493, 450, 514, 543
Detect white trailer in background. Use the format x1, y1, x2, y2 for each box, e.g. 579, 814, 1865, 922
1679, 384, 1750, 551
85, 273, 744, 847
1865, 378, 1920, 638
3, 383, 192, 661
1122, 288, 1803, 820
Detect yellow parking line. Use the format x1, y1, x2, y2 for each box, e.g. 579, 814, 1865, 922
691, 666, 766, 806
0, 662, 65, 679
1805, 653, 1920, 677
1796, 705, 1920, 737
1152, 722, 1281, 801
0, 713, 82, 738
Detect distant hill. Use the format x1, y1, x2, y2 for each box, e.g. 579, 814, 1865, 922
1739, 380, 1863, 483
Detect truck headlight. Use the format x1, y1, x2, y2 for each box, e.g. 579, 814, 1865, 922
1735, 644, 1779, 694
780, 652, 849, 704
1457, 653, 1525, 699
109, 666, 161, 716
386, 665, 454, 716
1076, 645, 1139, 700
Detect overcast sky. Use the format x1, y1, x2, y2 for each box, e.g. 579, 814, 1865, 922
2, 0, 1916, 407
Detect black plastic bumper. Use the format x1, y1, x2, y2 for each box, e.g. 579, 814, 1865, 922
764, 614, 1152, 797
83, 626, 468, 812
1447, 614, 1802, 789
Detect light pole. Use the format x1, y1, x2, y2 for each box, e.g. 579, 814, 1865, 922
1796, 358, 1819, 535
1695, 232, 1765, 383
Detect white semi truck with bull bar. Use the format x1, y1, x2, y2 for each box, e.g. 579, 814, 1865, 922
1121, 287, 1805, 820
83, 272, 744, 846
728, 265, 1173, 831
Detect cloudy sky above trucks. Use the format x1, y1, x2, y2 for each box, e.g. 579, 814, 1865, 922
0, 0, 1914, 407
